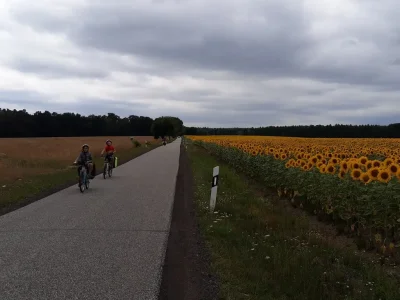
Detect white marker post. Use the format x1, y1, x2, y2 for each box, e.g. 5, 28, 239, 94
210, 166, 219, 212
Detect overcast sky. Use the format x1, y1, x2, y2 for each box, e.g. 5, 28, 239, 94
0, 0, 399, 127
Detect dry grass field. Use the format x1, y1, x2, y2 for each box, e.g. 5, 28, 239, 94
0, 136, 156, 183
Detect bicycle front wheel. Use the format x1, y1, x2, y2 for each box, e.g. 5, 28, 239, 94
79, 177, 85, 193
103, 163, 107, 179
80, 171, 87, 192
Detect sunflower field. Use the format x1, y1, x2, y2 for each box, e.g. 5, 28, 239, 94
187, 135, 400, 253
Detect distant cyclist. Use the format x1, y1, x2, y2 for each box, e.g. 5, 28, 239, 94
101, 139, 116, 167
74, 144, 95, 179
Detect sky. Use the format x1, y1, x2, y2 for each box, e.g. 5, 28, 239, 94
0, 0, 399, 127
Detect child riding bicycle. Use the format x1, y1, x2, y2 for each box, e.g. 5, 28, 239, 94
101, 139, 116, 167
74, 144, 95, 179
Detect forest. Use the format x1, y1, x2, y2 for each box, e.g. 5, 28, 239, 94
0, 108, 185, 138
185, 123, 400, 138
1, 108, 399, 138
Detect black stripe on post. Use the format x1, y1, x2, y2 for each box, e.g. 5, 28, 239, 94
212, 175, 219, 187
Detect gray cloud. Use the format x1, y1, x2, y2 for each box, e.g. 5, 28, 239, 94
2, 0, 400, 127
0, 91, 152, 117
10, 58, 109, 79
14, 1, 312, 76
0, 90, 50, 107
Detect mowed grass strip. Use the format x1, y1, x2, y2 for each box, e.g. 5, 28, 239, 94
189, 145, 400, 300
0, 136, 159, 214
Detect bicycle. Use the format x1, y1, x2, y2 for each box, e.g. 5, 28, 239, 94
103, 155, 113, 179
78, 164, 90, 192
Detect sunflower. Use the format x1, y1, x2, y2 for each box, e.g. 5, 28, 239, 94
319, 165, 327, 173
360, 172, 371, 184
338, 169, 346, 179
331, 157, 339, 164
351, 169, 362, 180
352, 162, 361, 169
389, 164, 399, 174
372, 160, 381, 168
280, 153, 288, 160
274, 153, 280, 159
377, 169, 391, 183
359, 156, 368, 165
340, 161, 349, 172
366, 160, 373, 169
303, 165, 310, 171
310, 156, 318, 164
384, 158, 394, 167
368, 167, 380, 180
326, 164, 336, 174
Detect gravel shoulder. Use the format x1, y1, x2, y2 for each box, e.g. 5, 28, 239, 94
158, 144, 219, 300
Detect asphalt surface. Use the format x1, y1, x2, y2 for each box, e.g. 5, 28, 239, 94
0, 140, 181, 300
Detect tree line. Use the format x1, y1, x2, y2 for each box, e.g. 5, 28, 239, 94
185, 124, 400, 138
0, 108, 183, 138
2, 107, 399, 138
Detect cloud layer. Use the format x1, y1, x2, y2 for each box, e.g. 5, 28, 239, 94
1, 0, 399, 127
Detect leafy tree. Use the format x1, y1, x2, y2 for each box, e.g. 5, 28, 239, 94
151, 116, 184, 139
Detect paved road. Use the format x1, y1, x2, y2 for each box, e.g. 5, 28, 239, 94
0, 140, 181, 300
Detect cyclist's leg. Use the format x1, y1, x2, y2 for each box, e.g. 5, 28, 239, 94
87, 162, 94, 178
105, 154, 112, 167
109, 155, 114, 167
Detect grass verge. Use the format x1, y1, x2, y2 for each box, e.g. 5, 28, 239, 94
188, 144, 400, 300
0, 144, 159, 215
